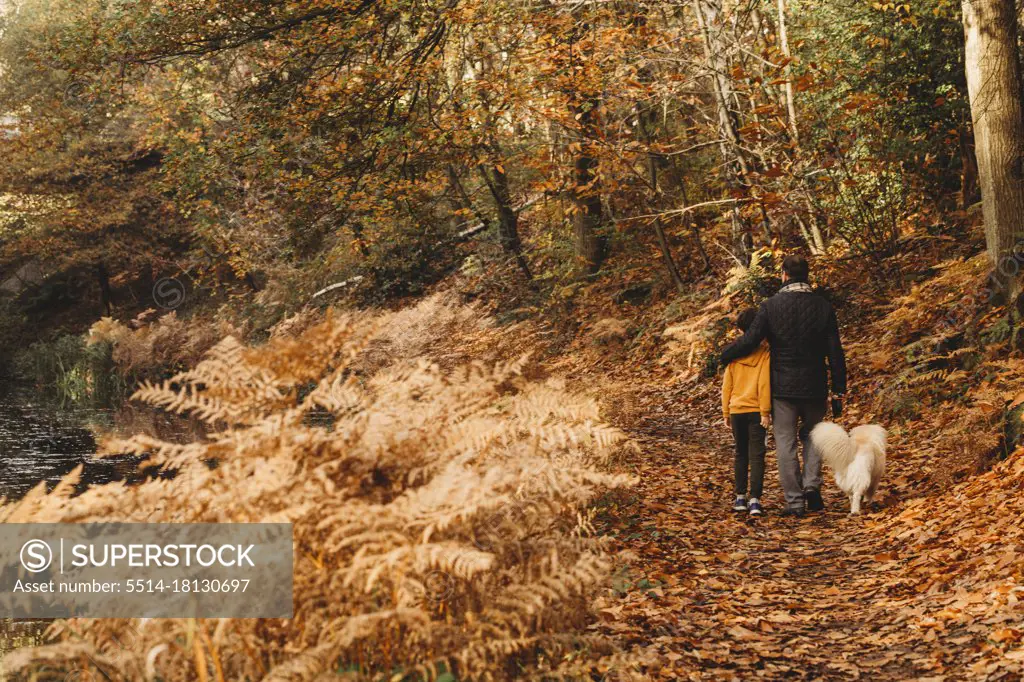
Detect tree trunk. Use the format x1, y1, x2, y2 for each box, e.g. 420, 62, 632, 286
692, 0, 754, 260
96, 262, 112, 315
776, 0, 800, 145
565, 3, 608, 276
631, 7, 687, 293
692, 0, 749, 176
776, 0, 827, 252
447, 164, 487, 232
794, 213, 825, 255
639, 109, 686, 293
803, 197, 827, 253
478, 164, 532, 279
572, 139, 606, 274
664, 143, 712, 273
962, 0, 1024, 303
567, 65, 607, 274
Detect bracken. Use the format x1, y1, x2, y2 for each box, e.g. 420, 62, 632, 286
1, 295, 642, 681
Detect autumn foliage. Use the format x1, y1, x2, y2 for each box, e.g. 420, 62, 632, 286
3, 0, 1024, 678
1, 296, 640, 681
0, 0, 973, 315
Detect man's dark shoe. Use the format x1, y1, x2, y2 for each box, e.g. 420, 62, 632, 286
805, 488, 825, 512
780, 507, 805, 517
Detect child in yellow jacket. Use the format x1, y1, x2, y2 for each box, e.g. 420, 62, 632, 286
722, 308, 771, 516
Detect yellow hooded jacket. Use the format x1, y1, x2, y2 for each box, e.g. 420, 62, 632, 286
721, 341, 771, 420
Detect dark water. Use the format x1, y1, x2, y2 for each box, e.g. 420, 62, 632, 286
0, 384, 197, 650
0, 385, 198, 501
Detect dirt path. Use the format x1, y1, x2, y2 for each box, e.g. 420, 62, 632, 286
593, 383, 970, 681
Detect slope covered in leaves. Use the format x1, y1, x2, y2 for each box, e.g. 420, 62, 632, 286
593, 380, 1024, 680
562, 249, 1024, 680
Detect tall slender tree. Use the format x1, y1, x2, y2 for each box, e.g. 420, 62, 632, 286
962, 0, 1024, 303
568, 5, 608, 275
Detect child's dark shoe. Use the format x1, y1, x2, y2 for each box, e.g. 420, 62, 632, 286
748, 499, 763, 516
732, 496, 748, 512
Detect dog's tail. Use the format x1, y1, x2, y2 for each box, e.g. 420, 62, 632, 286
810, 421, 855, 470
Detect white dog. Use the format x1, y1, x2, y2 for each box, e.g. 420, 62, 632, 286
809, 422, 887, 515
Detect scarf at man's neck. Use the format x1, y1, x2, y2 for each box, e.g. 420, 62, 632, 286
780, 281, 813, 293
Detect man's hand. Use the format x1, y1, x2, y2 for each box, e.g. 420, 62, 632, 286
759, 414, 771, 429
719, 340, 739, 366
724, 415, 731, 428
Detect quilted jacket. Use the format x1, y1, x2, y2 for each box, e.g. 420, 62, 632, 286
720, 283, 846, 401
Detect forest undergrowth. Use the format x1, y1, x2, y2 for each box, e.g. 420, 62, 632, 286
0, 294, 645, 682
6, 238, 1024, 680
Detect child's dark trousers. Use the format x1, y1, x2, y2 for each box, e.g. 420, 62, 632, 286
730, 412, 766, 498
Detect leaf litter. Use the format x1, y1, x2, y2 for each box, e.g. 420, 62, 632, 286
584, 377, 1024, 681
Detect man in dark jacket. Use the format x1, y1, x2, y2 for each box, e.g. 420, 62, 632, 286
720, 254, 846, 516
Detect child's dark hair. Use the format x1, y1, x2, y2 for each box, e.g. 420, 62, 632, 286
736, 308, 757, 332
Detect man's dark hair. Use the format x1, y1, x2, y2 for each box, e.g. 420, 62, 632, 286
782, 254, 809, 283
736, 308, 757, 332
